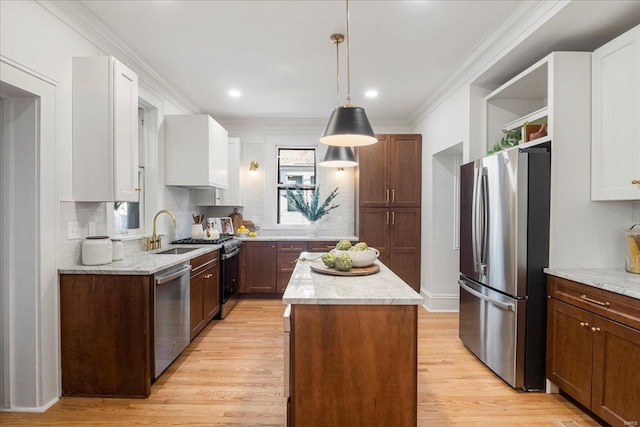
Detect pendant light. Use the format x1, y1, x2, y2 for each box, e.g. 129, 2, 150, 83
319, 33, 358, 168
320, 0, 376, 147
320, 146, 358, 167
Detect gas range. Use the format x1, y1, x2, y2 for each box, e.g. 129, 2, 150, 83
171, 236, 242, 253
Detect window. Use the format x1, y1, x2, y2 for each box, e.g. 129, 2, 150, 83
277, 148, 316, 224
113, 108, 145, 236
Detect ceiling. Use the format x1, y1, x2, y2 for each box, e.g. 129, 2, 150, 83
74, 1, 640, 125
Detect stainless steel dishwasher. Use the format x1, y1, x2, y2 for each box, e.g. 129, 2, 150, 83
154, 262, 191, 379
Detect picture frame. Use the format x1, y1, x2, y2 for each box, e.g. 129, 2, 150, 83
219, 217, 234, 235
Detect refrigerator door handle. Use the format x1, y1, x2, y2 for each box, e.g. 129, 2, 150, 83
471, 167, 481, 272
479, 169, 489, 273
458, 280, 514, 312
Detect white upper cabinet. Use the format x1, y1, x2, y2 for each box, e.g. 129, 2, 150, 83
73, 56, 139, 202
592, 24, 640, 201
164, 115, 228, 189
193, 137, 241, 206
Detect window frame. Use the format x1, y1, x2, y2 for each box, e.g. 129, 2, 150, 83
276, 147, 318, 225
263, 136, 330, 231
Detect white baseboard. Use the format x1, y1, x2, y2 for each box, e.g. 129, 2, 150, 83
0, 396, 59, 413
420, 289, 459, 312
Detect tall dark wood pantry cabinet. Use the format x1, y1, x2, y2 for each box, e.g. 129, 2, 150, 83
358, 134, 422, 291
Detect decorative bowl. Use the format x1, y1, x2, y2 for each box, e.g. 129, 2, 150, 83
335, 248, 380, 268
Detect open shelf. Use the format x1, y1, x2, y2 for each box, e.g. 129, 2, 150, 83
504, 106, 548, 131
485, 56, 550, 152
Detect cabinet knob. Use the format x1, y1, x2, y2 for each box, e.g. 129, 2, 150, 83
386, 189, 390, 203
591, 327, 601, 332
580, 322, 589, 327
632, 179, 640, 185
391, 189, 395, 203
204, 273, 213, 279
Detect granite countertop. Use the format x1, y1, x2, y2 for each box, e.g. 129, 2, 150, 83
237, 235, 358, 242
544, 268, 640, 300
282, 252, 423, 305
58, 245, 220, 275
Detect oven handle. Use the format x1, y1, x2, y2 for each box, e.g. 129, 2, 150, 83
222, 247, 240, 260
155, 265, 192, 285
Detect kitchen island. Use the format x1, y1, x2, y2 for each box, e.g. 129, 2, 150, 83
282, 252, 423, 427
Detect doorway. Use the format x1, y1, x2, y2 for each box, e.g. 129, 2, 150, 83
0, 60, 59, 412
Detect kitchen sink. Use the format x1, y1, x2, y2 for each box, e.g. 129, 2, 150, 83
155, 247, 199, 255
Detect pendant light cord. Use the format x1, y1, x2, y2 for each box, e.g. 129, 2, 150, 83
335, 35, 340, 107
345, 0, 352, 107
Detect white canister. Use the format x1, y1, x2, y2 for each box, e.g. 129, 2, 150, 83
82, 236, 113, 265
111, 238, 124, 261
191, 224, 204, 239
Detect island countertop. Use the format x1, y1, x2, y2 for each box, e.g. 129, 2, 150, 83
282, 252, 423, 305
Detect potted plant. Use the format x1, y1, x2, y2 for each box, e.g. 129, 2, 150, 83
286, 185, 340, 237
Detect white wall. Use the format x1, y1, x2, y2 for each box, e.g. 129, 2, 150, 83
412, 85, 470, 310
0, 1, 196, 411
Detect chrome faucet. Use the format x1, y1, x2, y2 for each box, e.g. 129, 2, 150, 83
147, 209, 177, 250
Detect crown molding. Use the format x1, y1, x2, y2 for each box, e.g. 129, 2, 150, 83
408, 0, 569, 129
38, 0, 200, 115
219, 116, 411, 133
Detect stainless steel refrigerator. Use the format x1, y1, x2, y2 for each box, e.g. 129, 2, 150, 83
459, 146, 550, 390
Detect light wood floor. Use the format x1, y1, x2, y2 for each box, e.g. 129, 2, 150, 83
1, 298, 600, 426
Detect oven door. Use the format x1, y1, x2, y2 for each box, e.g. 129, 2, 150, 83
220, 246, 240, 318
221, 247, 239, 303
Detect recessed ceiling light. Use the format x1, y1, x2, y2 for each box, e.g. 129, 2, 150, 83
228, 89, 242, 98
365, 90, 378, 98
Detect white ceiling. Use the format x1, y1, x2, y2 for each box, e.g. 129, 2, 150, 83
74, 1, 640, 125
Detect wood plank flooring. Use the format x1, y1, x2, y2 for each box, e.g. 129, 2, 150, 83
0, 298, 600, 426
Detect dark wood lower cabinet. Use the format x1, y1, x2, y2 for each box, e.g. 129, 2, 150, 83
546, 297, 594, 407
60, 274, 152, 397
289, 304, 417, 426
547, 276, 640, 426
241, 241, 277, 293
242, 240, 339, 294
190, 250, 220, 340
359, 207, 421, 291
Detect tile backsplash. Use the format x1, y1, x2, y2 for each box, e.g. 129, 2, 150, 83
59, 201, 108, 266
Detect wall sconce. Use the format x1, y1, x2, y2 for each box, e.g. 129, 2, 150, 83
248, 161, 259, 177
336, 167, 346, 177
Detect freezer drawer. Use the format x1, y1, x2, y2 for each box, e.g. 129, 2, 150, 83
458, 279, 526, 388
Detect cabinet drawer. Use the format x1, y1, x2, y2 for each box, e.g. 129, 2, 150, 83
277, 241, 308, 252
307, 240, 339, 252
278, 252, 301, 274
190, 250, 218, 276
548, 275, 640, 330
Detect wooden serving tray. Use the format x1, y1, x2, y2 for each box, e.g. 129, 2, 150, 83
310, 262, 380, 276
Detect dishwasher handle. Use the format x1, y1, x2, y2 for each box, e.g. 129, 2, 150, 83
458, 280, 514, 312
155, 265, 192, 285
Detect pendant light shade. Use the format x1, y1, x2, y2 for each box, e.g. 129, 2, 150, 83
320, 106, 376, 146
320, 0, 376, 147
319, 145, 358, 167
